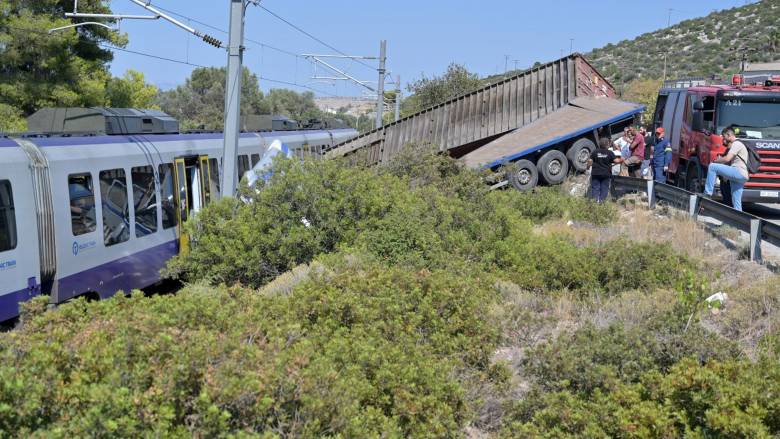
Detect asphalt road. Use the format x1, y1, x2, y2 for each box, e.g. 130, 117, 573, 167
746, 203, 780, 224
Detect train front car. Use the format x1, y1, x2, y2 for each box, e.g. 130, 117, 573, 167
0, 108, 357, 323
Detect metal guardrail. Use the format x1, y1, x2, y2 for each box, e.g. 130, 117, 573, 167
612, 177, 769, 262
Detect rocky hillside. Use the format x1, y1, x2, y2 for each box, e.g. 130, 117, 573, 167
588, 0, 780, 84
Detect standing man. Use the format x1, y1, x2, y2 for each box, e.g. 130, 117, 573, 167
587, 137, 623, 203
652, 127, 672, 183
623, 127, 646, 177
703, 127, 750, 211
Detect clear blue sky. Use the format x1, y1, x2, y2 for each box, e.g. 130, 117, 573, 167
104, 0, 756, 96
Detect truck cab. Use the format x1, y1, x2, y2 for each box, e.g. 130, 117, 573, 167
655, 75, 780, 202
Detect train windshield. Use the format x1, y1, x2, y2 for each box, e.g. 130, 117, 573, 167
717, 100, 780, 139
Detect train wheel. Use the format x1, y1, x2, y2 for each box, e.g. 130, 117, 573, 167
538, 150, 569, 185
567, 138, 595, 173
508, 160, 538, 191
685, 163, 703, 193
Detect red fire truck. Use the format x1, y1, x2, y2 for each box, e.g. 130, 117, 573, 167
654, 71, 780, 202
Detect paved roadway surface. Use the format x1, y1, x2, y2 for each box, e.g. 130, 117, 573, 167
746, 203, 780, 225
744, 203, 780, 260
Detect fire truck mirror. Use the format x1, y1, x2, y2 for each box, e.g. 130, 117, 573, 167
692, 112, 705, 132
693, 101, 705, 111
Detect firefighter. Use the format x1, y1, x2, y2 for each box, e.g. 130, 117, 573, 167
652, 127, 672, 183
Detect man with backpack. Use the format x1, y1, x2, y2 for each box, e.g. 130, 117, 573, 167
703, 126, 758, 211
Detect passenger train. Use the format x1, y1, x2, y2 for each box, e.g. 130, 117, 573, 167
0, 107, 357, 322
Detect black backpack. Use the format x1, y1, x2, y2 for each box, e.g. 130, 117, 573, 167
738, 142, 761, 175
643, 134, 654, 160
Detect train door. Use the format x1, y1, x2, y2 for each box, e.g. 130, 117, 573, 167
172, 155, 212, 254
0, 175, 41, 322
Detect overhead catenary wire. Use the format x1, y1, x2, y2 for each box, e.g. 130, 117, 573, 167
151, 4, 301, 59
258, 5, 376, 71
1, 24, 340, 97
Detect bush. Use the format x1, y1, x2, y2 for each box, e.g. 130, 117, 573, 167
165, 157, 405, 287
0, 257, 501, 437
504, 358, 780, 438
491, 186, 618, 225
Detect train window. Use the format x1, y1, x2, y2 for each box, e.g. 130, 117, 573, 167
158, 164, 176, 229
238, 155, 250, 177
131, 166, 158, 237
251, 153, 260, 166
0, 181, 16, 252
99, 169, 130, 246
209, 158, 220, 199
69, 173, 96, 236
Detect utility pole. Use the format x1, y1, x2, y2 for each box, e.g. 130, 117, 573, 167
663, 8, 673, 82
375, 40, 387, 129
394, 74, 401, 122
220, 0, 247, 198
569, 38, 574, 55
504, 55, 510, 73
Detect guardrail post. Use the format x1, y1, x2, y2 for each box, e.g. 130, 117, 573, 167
750, 219, 762, 263
647, 180, 656, 209
688, 195, 699, 220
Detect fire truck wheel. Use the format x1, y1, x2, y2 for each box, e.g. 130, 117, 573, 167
567, 138, 595, 172
538, 150, 570, 185
685, 163, 703, 193
508, 159, 539, 191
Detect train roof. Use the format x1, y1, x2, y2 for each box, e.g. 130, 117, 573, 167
0, 128, 357, 148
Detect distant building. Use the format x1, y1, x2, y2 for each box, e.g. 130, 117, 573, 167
314, 97, 375, 117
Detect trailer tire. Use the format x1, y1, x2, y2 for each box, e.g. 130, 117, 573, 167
508, 160, 538, 191
538, 150, 569, 185
567, 138, 595, 173
685, 162, 703, 193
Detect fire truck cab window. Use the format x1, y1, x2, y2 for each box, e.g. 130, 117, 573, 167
654, 95, 668, 127
99, 168, 130, 246
69, 173, 97, 236
0, 181, 17, 252
701, 95, 716, 132
684, 95, 694, 127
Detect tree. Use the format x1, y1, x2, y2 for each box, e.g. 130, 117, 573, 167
0, 104, 27, 133
265, 89, 322, 123
156, 66, 268, 130
401, 63, 482, 115
622, 78, 662, 125
105, 69, 159, 109
0, 0, 127, 116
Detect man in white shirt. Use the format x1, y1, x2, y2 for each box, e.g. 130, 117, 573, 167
613, 128, 631, 176
703, 127, 750, 211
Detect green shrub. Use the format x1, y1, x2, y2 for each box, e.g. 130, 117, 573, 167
504, 358, 780, 438
0, 257, 501, 437
165, 157, 405, 287
491, 186, 618, 225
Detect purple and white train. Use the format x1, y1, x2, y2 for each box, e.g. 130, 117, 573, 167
0, 108, 357, 322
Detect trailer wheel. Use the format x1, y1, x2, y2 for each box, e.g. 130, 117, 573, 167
538, 150, 569, 185
567, 138, 595, 172
685, 163, 703, 193
508, 160, 538, 191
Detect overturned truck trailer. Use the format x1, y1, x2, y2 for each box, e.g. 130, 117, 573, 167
325, 54, 644, 190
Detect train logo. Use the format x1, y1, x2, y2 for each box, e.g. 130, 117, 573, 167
72, 242, 79, 256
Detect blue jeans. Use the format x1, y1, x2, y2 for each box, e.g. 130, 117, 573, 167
590, 176, 611, 203
653, 165, 666, 183
704, 163, 748, 211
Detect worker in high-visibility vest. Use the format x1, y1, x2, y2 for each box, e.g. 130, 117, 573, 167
652, 127, 672, 183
